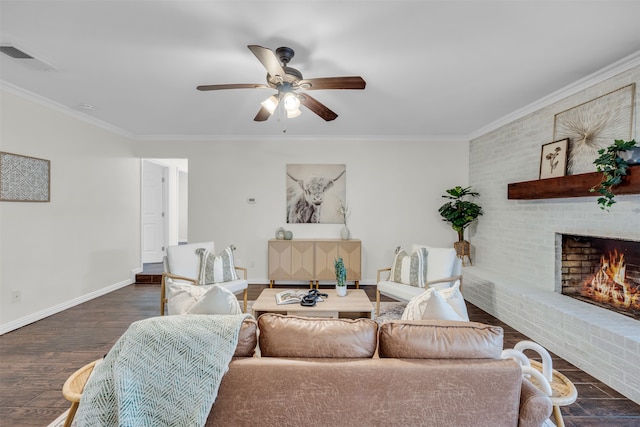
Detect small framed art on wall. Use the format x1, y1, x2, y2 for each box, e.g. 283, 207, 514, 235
539, 139, 568, 180
0, 152, 51, 202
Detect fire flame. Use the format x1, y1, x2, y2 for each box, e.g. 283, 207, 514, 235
581, 250, 639, 311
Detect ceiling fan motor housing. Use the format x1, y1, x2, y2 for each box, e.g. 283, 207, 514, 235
275, 46, 295, 65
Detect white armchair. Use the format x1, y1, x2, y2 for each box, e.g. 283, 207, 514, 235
160, 242, 248, 315
376, 244, 462, 316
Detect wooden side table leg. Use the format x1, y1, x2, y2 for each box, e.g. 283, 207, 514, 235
355, 280, 359, 289
269, 280, 274, 288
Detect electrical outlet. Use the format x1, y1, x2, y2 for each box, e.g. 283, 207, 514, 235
11, 291, 21, 303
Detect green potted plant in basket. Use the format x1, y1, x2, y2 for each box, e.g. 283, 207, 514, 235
590, 139, 637, 211
438, 186, 483, 262
334, 257, 347, 296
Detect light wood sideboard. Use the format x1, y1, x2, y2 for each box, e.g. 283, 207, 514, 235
268, 239, 361, 288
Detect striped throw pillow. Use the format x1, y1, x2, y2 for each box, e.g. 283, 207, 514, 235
196, 247, 239, 285
390, 247, 428, 287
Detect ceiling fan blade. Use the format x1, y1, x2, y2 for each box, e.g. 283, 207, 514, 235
298, 94, 338, 121
247, 45, 286, 80
298, 76, 366, 90
197, 83, 269, 91
254, 106, 273, 122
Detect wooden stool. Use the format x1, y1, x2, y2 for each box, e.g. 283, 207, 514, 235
61, 359, 101, 427
528, 360, 578, 427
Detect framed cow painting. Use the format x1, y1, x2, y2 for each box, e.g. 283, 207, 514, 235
286, 164, 346, 224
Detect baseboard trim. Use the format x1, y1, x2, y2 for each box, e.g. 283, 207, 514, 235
0, 278, 133, 335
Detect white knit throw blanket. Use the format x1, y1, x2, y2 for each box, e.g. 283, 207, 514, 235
75, 314, 249, 427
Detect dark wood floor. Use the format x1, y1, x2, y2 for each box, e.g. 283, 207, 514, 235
1, 282, 639, 427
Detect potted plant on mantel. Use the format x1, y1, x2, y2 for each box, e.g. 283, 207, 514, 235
590, 139, 637, 211
438, 186, 483, 263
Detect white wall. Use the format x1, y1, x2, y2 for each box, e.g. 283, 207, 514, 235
134, 138, 469, 283
0, 89, 141, 333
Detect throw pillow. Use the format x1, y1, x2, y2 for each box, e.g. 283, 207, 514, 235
389, 247, 428, 287
188, 285, 242, 315
196, 247, 239, 285
439, 281, 468, 320
401, 283, 469, 321
165, 282, 241, 315
165, 282, 206, 315
411, 244, 457, 282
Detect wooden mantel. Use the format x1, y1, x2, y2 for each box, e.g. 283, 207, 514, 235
508, 164, 640, 200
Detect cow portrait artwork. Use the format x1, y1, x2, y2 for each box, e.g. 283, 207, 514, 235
286, 164, 346, 224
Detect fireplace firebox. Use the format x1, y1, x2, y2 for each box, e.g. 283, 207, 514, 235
561, 234, 640, 320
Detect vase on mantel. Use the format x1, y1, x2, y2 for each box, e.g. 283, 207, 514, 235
340, 224, 351, 240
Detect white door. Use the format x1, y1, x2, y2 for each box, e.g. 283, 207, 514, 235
142, 161, 167, 263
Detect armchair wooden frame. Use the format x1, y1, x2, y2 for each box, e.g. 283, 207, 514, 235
62, 359, 100, 427
160, 266, 248, 315
375, 267, 463, 317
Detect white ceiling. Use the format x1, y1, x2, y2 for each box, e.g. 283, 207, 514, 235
1, 1, 640, 140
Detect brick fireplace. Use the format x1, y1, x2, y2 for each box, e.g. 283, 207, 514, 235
561, 234, 640, 320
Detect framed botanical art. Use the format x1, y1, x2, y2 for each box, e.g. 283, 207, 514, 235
539, 139, 569, 179
0, 152, 51, 202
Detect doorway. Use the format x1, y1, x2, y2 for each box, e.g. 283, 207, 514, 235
141, 159, 188, 266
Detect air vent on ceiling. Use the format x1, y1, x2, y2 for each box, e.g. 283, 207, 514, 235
0, 44, 57, 71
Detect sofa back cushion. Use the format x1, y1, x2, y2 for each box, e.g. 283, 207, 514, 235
378, 320, 503, 359
258, 314, 378, 358
233, 318, 258, 357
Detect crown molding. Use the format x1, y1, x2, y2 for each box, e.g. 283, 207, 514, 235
4, 49, 639, 144
1, 82, 466, 143
133, 133, 469, 143
468, 49, 640, 141
0, 80, 135, 139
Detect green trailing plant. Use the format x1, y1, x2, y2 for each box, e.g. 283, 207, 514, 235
590, 139, 637, 211
334, 257, 346, 286
438, 186, 483, 242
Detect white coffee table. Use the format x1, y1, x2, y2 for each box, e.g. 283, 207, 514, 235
252, 288, 374, 319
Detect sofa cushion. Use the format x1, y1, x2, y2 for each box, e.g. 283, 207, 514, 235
197, 247, 239, 284
233, 318, 258, 358
389, 247, 428, 287
378, 320, 503, 359
258, 314, 378, 358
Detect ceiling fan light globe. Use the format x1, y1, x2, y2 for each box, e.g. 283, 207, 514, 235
283, 93, 301, 112
287, 108, 302, 119
260, 95, 278, 114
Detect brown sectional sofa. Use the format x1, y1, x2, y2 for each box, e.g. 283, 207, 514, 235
207, 314, 552, 427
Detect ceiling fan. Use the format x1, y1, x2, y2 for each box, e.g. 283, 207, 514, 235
197, 45, 366, 122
